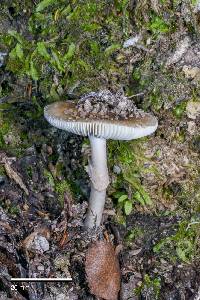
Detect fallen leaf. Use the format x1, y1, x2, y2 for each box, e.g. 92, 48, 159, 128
22, 226, 50, 253
4, 160, 29, 195
0, 221, 12, 232
85, 240, 121, 300
59, 230, 68, 248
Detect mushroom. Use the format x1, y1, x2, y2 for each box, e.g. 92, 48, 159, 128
44, 99, 158, 229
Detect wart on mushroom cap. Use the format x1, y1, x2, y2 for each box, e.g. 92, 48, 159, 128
44, 90, 158, 229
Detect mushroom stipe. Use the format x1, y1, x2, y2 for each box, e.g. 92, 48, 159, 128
44, 92, 158, 229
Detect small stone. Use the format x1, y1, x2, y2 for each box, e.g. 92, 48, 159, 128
0, 52, 7, 67
123, 35, 141, 48
33, 235, 49, 253
186, 101, 200, 119
182, 65, 200, 80
113, 165, 121, 174
166, 36, 190, 66
37, 265, 45, 271
187, 121, 196, 135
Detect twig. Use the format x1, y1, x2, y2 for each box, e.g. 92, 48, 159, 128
127, 92, 145, 98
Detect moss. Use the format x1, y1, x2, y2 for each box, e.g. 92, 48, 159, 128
0, 165, 6, 176
191, 0, 198, 5
173, 101, 187, 119
108, 139, 154, 218
0, 105, 24, 153
43, 167, 74, 205
135, 274, 161, 300
26, 166, 33, 179
153, 219, 200, 263
8, 205, 20, 216
0, 121, 10, 148
176, 179, 200, 214
148, 15, 170, 34
125, 226, 144, 245
2, 0, 131, 99
55, 180, 72, 205
43, 169, 55, 188
134, 0, 176, 35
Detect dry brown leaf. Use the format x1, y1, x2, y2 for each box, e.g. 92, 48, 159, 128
85, 240, 121, 300
0, 152, 29, 195
0, 221, 12, 232
22, 226, 50, 252
4, 161, 29, 195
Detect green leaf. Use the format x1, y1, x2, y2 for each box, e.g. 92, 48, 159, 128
122, 0, 129, 8
124, 200, 133, 215
50, 86, 60, 100
8, 30, 24, 44
90, 41, 100, 56
15, 43, 24, 60
51, 49, 64, 72
25, 54, 31, 72
176, 247, 188, 263
118, 194, 128, 203
30, 61, 39, 80
112, 191, 124, 199
61, 5, 72, 16
149, 16, 169, 34
82, 23, 101, 32
36, 0, 55, 12
37, 42, 50, 60
141, 190, 152, 206
77, 59, 91, 71
104, 44, 121, 56
124, 174, 152, 206
63, 43, 76, 61
133, 191, 145, 206
153, 240, 166, 253
9, 47, 17, 59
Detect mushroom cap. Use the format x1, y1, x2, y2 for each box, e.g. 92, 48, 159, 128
44, 101, 158, 140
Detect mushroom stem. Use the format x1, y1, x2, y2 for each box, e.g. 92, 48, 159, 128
84, 136, 110, 229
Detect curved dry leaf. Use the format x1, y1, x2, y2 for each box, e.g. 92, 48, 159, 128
22, 226, 50, 253
3, 159, 29, 195
85, 241, 120, 300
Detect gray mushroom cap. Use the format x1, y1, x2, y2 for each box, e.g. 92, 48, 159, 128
44, 101, 158, 140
